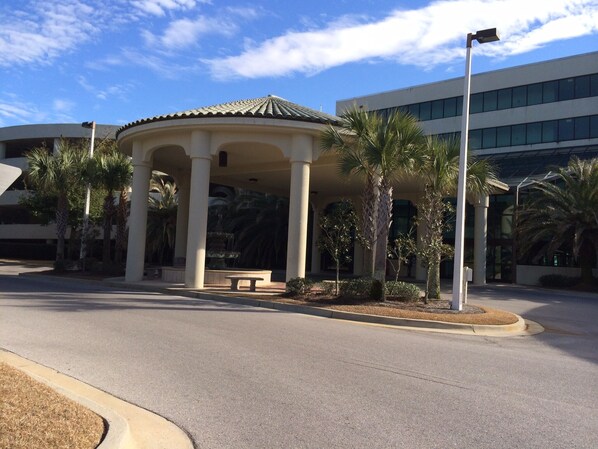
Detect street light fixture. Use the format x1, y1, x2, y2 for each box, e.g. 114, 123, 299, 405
79, 121, 96, 267
451, 28, 500, 311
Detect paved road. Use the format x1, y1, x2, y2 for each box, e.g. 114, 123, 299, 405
1, 266, 597, 449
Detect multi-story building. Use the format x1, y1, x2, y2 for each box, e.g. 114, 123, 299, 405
337, 51, 598, 283
0, 124, 118, 259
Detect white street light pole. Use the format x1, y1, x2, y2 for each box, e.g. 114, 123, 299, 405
79, 121, 96, 265
451, 29, 499, 311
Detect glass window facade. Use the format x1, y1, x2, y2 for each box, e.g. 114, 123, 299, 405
467, 114, 598, 150
374, 72, 598, 122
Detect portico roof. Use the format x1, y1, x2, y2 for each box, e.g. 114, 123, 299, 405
117, 95, 341, 137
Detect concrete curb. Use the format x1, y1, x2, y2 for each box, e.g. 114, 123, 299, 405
0, 350, 194, 449
190, 291, 536, 336
22, 272, 539, 336
100, 278, 537, 337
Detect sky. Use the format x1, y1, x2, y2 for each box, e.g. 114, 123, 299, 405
1, 0, 597, 128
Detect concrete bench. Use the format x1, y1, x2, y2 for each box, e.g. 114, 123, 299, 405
225, 275, 264, 292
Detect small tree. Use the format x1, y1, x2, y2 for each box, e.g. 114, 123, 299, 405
317, 200, 358, 295
387, 232, 417, 282
414, 190, 455, 302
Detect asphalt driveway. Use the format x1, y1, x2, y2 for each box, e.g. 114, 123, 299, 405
1, 263, 597, 449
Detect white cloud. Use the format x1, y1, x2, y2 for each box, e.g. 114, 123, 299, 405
53, 98, 74, 113
142, 15, 238, 49
0, 0, 103, 67
77, 76, 135, 101
130, 0, 198, 16
204, 0, 598, 80
0, 96, 46, 126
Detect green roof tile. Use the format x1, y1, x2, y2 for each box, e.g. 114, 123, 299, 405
117, 95, 341, 136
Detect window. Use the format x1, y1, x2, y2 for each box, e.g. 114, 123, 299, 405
496, 126, 511, 147
527, 123, 542, 144
497, 88, 512, 110
470, 93, 483, 113
512, 86, 527, 107
542, 120, 558, 142
591, 75, 598, 96
431, 99, 444, 119
558, 118, 574, 141
511, 124, 526, 146
408, 103, 419, 119
527, 83, 543, 105
419, 101, 431, 121
591, 115, 598, 138
558, 78, 575, 101
575, 75, 590, 99
443, 97, 457, 117
469, 129, 482, 150
482, 128, 497, 149
574, 116, 590, 139
483, 91, 498, 111
542, 81, 558, 103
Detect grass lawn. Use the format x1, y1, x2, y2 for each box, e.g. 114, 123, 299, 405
0, 362, 105, 449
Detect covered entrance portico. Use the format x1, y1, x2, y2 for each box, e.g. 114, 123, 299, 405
117, 96, 500, 289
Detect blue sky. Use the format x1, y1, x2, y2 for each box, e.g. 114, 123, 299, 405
1, 0, 597, 127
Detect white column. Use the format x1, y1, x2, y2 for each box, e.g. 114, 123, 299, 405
125, 143, 151, 282
473, 194, 489, 285
185, 131, 212, 289
310, 203, 322, 274
53, 138, 61, 155
174, 173, 190, 264
286, 135, 312, 281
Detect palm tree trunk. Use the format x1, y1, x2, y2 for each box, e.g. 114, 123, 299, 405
374, 180, 393, 292
361, 175, 378, 276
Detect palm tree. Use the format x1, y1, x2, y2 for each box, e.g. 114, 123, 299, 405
517, 157, 598, 284
88, 143, 133, 269
146, 173, 178, 265
416, 135, 497, 300
321, 107, 425, 288
26, 139, 88, 270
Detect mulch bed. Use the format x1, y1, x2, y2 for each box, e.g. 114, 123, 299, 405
272, 295, 519, 325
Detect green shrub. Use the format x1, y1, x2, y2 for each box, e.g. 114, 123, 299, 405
339, 278, 373, 299
285, 277, 314, 297
538, 274, 580, 288
385, 281, 421, 302
316, 281, 336, 296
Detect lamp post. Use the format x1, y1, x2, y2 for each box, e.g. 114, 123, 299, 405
451, 28, 499, 311
79, 121, 96, 267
